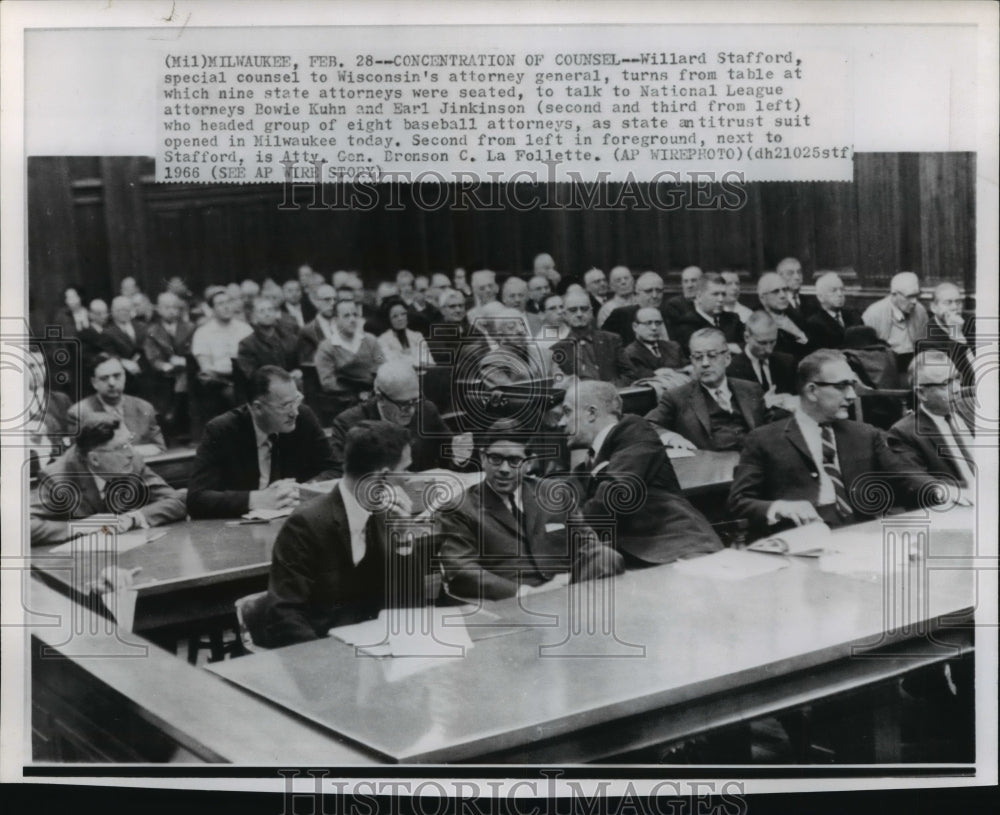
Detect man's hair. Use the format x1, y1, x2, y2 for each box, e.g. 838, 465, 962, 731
90, 352, 123, 379
334, 298, 357, 317
473, 417, 534, 453
688, 327, 727, 350
571, 380, 623, 420
797, 349, 847, 392
814, 271, 842, 294
76, 414, 122, 456
344, 420, 409, 478
247, 365, 294, 402
208, 289, 230, 309
932, 282, 961, 304
745, 310, 777, 337
695, 272, 726, 294
542, 293, 563, 309
910, 350, 953, 387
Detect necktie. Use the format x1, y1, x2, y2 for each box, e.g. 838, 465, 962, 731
267, 434, 280, 483
585, 448, 597, 472
757, 359, 771, 391
820, 424, 854, 521
713, 315, 721, 328
508, 495, 525, 535
835, 310, 844, 327
945, 414, 976, 485
791, 294, 800, 311
713, 388, 733, 414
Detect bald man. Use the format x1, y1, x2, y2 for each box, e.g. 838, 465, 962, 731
501, 275, 542, 334
602, 271, 672, 345
525, 274, 552, 314
597, 265, 635, 327
466, 269, 499, 323
804, 272, 863, 350
920, 282, 976, 386
583, 267, 610, 316
862, 271, 928, 373
533, 253, 561, 290
550, 289, 637, 386
756, 272, 811, 359
663, 265, 703, 324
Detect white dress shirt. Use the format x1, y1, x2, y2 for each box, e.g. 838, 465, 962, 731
339, 479, 372, 565
921, 406, 976, 489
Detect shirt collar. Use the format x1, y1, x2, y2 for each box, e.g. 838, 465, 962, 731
250, 411, 272, 447
794, 406, 822, 436
695, 306, 716, 323
702, 379, 732, 400
891, 304, 907, 322
97, 396, 123, 415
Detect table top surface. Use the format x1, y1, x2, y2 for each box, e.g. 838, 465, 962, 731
208, 507, 978, 763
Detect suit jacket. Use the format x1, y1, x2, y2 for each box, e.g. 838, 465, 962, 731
601, 303, 678, 346
187, 403, 336, 518
804, 307, 862, 350
788, 292, 819, 318
662, 295, 695, 325
862, 296, 929, 353
260, 486, 392, 647
297, 319, 328, 365
104, 321, 148, 362
327, 399, 453, 478
728, 416, 917, 536
28, 390, 73, 477
551, 328, 637, 386
31, 449, 186, 546
437, 479, 623, 601
623, 339, 685, 380
67, 394, 166, 455
76, 326, 115, 371
143, 319, 195, 368
672, 309, 744, 350
887, 405, 976, 491
236, 327, 300, 379
644, 377, 766, 451
576, 415, 722, 564
726, 350, 797, 394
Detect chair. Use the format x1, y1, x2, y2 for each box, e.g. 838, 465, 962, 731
620, 385, 658, 416
234, 591, 270, 654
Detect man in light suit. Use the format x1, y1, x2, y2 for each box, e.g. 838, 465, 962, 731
559, 380, 722, 566
887, 351, 976, 504
186, 366, 337, 518
645, 328, 766, 452
31, 414, 186, 546
436, 418, 624, 601
862, 271, 929, 374
259, 421, 414, 647
67, 354, 166, 459
728, 349, 919, 538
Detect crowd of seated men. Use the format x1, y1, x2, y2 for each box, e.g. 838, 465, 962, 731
31, 259, 979, 646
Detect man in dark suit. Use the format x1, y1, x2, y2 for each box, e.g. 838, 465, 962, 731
757, 272, 812, 358
623, 307, 685, 379
583, 267, 610, 318
602, 272, 672, 346
777, 256, 818, 317
672, 273, 744, 351
236, 296, 301, 382
76, 299, 115, 379
437, 418, 624, 600
187, 365, 337, 518
662, 265, 702, 324
727, 311, 797, 395
887, 350, 976, 502
105, 295, 149, 393
728, 349, 918, 538
645, 328, 766, 452
31, 414, 186, 546
804, 272, 862, 350
144, 292, 195, 437
559, 380, 722, 566
919, 282, 977, 388
327, 361, 473, 477
297, 283, 337, 365
259, 421, 414, 647
67, 354, 166, 459
550, 289, 637, 386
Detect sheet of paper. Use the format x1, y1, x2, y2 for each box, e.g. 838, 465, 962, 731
673, 548, 791, 581
665, 447, 697, 459
242, 507, 294, 521
748, 521, 833, 556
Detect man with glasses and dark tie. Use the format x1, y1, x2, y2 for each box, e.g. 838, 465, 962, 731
623, 306, 685, 380
326, 361, 474, 478
645, 328, 766, 452
31, 414, 186, 546
187, 366, 336, 518
436, 418, 623, 601
887, 351, 976, 506
601, 271, 671, 345
756, 271, 812, 359
862, 271, 929, 374
728, 349, 915, 538
550, 289, 637, 386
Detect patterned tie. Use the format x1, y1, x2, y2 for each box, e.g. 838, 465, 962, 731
835, 310, 844, 327
266, 434, 280, 483
508, 494, 525, 535
945, 414, 976, 483
713, 388, 733, 414
820, 424, 854, 521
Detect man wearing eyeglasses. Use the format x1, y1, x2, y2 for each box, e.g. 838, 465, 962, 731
601, 271, 671, 345
645, 328, 766, 452
624, 306, 685, 380
187, 365, 337, 518
756, 271, 811, 359
861, 271, 929, 374
550, 289, 637, 387
437, 418, 624, 601
31, 414, 186, 546
327, 361, 473, 478
887, 351, 976, 505
728, 349, 914, 537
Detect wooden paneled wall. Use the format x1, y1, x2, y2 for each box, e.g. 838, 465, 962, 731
28, 153, 975, 330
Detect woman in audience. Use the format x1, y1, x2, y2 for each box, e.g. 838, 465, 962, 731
377, 296, 426, 369
55, 286, 91, 336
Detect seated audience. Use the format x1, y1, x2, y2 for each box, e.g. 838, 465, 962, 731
104, 295, 147, 383
190, 288, 253, 403
862, 271, 928, 374
624, 306, 685, 380
804, 272, 862, 350
68, 353, 166, 459
534, 293, 570, 356
328, 361, 472, 477
187, 366, 336, 518
377, 296, 427, 369
236, 296, 301, 383
77, 298, 113, 374
437, 418, 624, 601
560, 380, 722, 566
756, 272, 811, 358
257, 421, 413, 647
597, 265, 635, 327
602, 271, 670, 345
583, 267, 610, 317
281, 279, 308, 328
672, 272, 744, 351
475, 302, 553, 383
314, 299, 386, 414
551, 289, 637, 386
31, 414, 185, 546
501, 275, 542, 335
645, 328, 766, 452
405, 274, 440, 336
466, 269, 500, 323
728, 349, 917, 537
887, 350, 976, 503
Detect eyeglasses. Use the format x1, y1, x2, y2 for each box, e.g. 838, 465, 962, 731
689, 351, 728, 363
377, 390, 420, 411
260, 394, 304, 412
635, 319, 664, 327
892, 292, 921, 301
637, 287, 664, 295
97, 439, 133, 454
484, 452, 528, 468
811, 380, 858, 392
762, 287, 790, 295
918, 378, 958, 389
565, 306, 591, 313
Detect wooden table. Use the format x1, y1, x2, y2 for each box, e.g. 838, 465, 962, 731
208, 508, 977, 763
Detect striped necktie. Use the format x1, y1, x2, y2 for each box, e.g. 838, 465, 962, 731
820, 424, 854, 521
